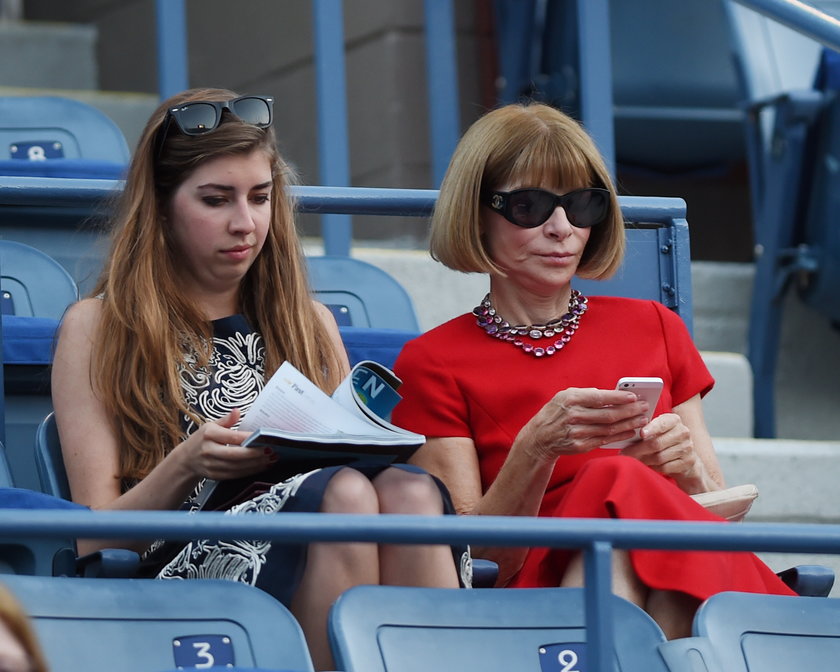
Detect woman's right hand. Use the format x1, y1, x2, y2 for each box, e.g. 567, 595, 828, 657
178, 409, 276, 481
514, 387, 651, 462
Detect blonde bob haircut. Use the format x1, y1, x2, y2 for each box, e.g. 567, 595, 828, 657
430, 102, 625, 279
90, 88, 345, 485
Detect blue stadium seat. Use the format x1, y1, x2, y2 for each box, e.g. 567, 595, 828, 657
492, 0, 744, 171
574, 220, 693, 332
328, 585, 670, 672
0, 95, 129, 166
0, 241, 77, 491
658, 591, 840, 672
339, 326, 418, 369
34, 412, 67, 500
0, 447, 12, 488
158, 668, 301, 672
0, 240, 78, 320
0, 488, 84, 577
721, 1, 840, 437
1, 575, 315, 672
307, 255, 421, 331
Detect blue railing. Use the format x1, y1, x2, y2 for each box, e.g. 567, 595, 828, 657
0, 176, 684, 220
733, 0, 840, 51
2, 509, 839, 672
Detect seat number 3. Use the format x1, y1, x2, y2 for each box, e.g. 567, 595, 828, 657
172, 634, 235, 669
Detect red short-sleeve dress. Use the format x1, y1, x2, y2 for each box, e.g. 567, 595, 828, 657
393, 296, 795, 599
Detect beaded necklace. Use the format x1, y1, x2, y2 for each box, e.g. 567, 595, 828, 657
472, 290, 588, 357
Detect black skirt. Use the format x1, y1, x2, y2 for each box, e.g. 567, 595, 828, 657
143, 462, 472, 606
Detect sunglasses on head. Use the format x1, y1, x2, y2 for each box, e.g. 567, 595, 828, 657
156, 95, 274, 155
484, 187, 611, 229
165, 95, 274, 135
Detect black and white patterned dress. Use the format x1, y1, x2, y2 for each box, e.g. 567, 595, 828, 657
142, 315, 471, 604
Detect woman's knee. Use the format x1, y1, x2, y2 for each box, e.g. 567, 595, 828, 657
321, 468, 379, 514
374, 468, 444, 515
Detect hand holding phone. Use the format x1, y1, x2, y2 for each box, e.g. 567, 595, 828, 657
601, 376, 664, 449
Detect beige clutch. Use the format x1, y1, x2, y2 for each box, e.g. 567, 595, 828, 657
690, 483, 759, 522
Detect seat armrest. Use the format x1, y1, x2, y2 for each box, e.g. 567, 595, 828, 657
777, 564, 835, 597
76, 549, 141, 578
471, 558, 499, 588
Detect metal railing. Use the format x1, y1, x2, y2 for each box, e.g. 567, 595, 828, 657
733, 0, 840, 51
2, 509, 839, 672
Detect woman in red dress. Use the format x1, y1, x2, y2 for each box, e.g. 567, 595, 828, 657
392, 102, 795, 639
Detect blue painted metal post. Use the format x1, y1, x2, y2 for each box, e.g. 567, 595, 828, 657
492, 0, 538, 104
747, 94, 822, 438
424, 0, 461, 186
670, 215, 694, 336
584, 541, 615, 672
312, 0, 353, 257
576, 0, 615, 178
155, 0, 189, 100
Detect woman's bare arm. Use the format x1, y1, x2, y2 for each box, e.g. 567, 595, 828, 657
51, 299, 271, 554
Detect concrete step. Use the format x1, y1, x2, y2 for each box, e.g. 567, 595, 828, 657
717, 436, 840, 598
0, 85, 159, 153
0, 21, 97, 90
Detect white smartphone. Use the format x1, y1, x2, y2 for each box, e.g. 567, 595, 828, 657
601, 376, 664, 449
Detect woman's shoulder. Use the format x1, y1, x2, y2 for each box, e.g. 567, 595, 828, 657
586, 295, 690, 336
311, 298, 334, 321
53, 298, 104, 365
586, 294, 656, 310
408, 313, 475, 345
61, 297, 104, 331
397, 313, 484, 367
587, 295, 677, 319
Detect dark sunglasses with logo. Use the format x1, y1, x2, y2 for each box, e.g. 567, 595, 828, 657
156, 95, 274, 154
484, 187, 611, 229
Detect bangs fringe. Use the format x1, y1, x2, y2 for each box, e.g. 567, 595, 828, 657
488, 123, 597, 192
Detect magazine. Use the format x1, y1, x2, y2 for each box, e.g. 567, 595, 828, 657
194, 360, 424, 510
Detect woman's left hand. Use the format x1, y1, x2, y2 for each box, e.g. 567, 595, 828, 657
619, 413, 705, 485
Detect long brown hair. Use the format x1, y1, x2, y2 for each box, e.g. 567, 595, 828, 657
91, 88, 344, 483
0, 582, 49, 672
430, 102, 625, 279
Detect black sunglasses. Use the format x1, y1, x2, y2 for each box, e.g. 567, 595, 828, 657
156, 95, 274, 155
165, 95, 274, 135
484, 187, 611, 228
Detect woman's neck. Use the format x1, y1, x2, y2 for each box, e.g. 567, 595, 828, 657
486, 280, 575, 326
190, 288, 240, 322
